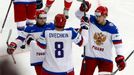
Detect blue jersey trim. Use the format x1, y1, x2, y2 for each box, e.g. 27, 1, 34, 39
112, 40, 122, 42
24, 23, 55, 33
16, 36, 25, 42
14, 2, 36, 4
41, 32, 45, 38
43, 68, 74, 75
37, 41, 46, 49
64, 27, 78, 40
45, 22, 55, 30
40, 23, 55, 38
84, 56, 113, 63
112, 40, 122, 44
77, 36, 83, 46
31, 62, 43, 66
17, 27, 25, 31
90, 15, 118, 34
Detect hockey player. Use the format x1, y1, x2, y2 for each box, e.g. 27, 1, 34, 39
13, 0, 37, 35
75, 1, 126, 75
7, 10, 55, 75
44, 0, 73, 19
26, 14, 89, 75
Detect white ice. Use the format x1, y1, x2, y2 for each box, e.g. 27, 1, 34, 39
0, 0, 134, 75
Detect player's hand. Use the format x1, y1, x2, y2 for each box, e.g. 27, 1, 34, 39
26, 34, 34, 45
36, 0, 43, 9
80, 16, 89, 30
81, 16, 89, 23
115, 55, 126, 71
7, 42, 17, 55
80, 1, 91, 12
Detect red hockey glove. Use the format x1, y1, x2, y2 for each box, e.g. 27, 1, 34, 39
80, 1, 91, 12
115, 55, 126, 71
7, 42, 17, 55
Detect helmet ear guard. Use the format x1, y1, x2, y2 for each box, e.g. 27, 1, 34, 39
54, 14, 67, 28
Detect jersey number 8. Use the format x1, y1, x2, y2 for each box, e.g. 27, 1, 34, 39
55, 42, 64, 58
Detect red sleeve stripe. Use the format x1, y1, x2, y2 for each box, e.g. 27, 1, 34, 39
113, 40, 122, 44
77, 36, 83, 46
36, 41, 46, 49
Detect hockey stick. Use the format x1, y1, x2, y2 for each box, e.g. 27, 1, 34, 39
6, 29, 16, 64
77, 0, 87, 74
6, 29, 12, 45
112, 50, 134, 75
83, 0, 87, 73
0, 0, 13, 33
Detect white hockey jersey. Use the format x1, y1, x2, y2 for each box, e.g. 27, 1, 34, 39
15, 23, 55, 65
35, 27, 88, 73
75, 10, 124, 62
16, 23, 55, 47
13, 0, 36, 4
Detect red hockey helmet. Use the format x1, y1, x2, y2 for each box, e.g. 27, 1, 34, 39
54, 14, 66, 28
95, 6, 108, 16
36, 10, 47, 18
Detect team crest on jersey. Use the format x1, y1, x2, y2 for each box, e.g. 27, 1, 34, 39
94, 32, 106, 45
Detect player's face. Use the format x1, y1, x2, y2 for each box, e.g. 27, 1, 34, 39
37, 17, 47, 25
96, 15, 106, 24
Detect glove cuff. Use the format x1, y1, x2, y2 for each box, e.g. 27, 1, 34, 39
10, 42, 17, 49
115, 55, 125, 63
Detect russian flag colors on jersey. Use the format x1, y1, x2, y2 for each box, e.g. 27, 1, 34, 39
15, 22, 55, 65
16, 23, 54, 43
85, 15, 123, 62
32, 27, 88, 74
75, 10, 124, 62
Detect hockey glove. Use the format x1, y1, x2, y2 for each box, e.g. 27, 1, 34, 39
81, 16, 89, 23
80, 16, 89, 30
7, 42, 17, 55
115, 55, 126, 71
80, 1, 91, 12
26, 35, 34, 45
36, 0, 43, 9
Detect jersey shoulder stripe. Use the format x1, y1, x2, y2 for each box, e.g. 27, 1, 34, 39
90, 15, 118, 34
24, 23, 55, 33
64, 27, 78, 40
